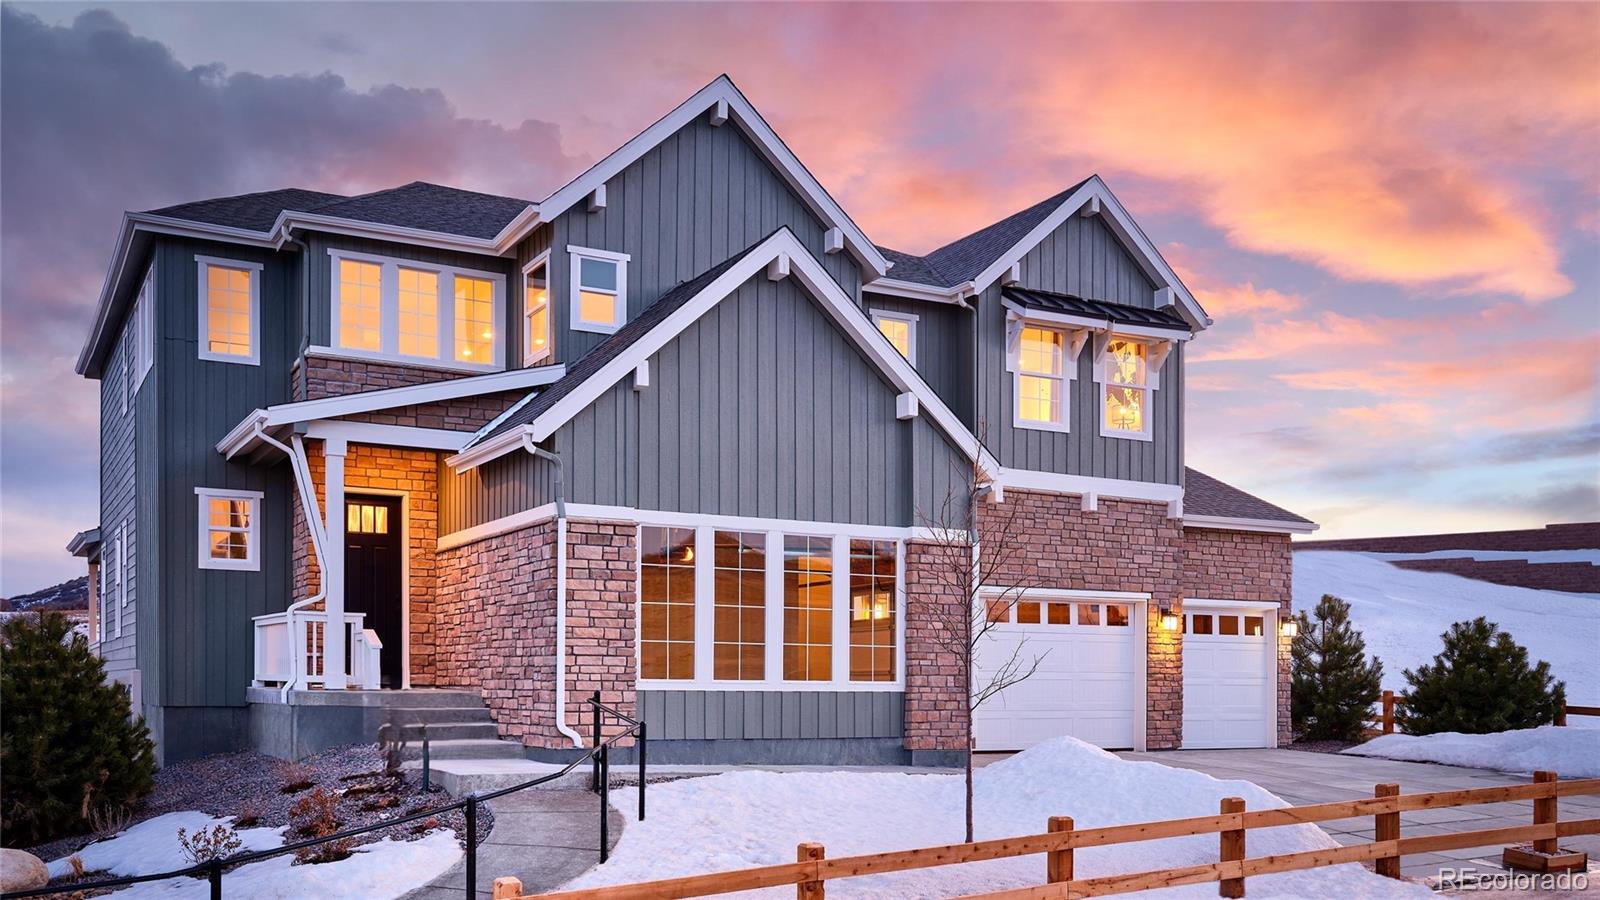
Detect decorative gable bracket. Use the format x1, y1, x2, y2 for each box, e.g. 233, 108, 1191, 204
1091, 330, 1178, 390
1004, 308, 1090, 376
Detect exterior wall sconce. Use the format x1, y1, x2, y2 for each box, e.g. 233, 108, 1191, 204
1160, 612, 1181, 632
1280, 619, 1300, 638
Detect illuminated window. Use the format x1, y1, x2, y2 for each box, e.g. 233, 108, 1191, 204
783, 535, 833, 681
346, 503, 390, 535
848, 540, 896, 682
569, 246, 628, 334
640, 526, 695, 680
396, 268, 439, 358
338, 258, 383, 352
196, 487, 261, 571
871, 310, 917, 362
454, 275, 495, 363
1244, 615, 1265, 636
197, 257, 260, 364
1015, 325, 1066, 429
1101, 339, 1150, 438
713, 531, 765, 681
524, 256, 551, 365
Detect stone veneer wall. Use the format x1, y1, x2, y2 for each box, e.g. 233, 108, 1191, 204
1182, 527, 1294, 746
294, 355, 475, 400
902, 540, 970, 754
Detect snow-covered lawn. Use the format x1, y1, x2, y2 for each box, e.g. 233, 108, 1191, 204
1346, 726, 1600, 778
566, 738, 1429, 898
1293, 551, 1599, 713
46, 810, 461, 899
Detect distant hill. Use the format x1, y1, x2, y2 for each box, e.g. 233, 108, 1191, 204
2, 575, 90, 611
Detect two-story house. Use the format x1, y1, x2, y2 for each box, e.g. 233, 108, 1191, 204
71, 76, 1314, 766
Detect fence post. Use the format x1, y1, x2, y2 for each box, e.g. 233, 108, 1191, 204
1374, 783, 1400, 878
591, 690, 602, 793
797, 842, 826, 900
637, 721, 648, 821
1556, 706, 1567, 727
1219, 797, 1245, 899
1533, 771, 1558, 854
465, 796, 479, 900
1382, 691, 1395, 734
208, 859, 222, 900
492, 876, 523, 899
599, 743, 611, 864
1046, 816, 1074, 884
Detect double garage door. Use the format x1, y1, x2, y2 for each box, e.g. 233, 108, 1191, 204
973, 598, 1276, 751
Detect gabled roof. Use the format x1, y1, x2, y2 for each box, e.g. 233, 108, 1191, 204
877, 181, 1089, 289
1183, 468, 1316, 532
306, 182, 536, 240
1002, 286, 1191, 334
146, 188, 347, 231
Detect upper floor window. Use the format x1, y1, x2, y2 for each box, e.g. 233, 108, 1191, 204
1100, 338, 1151, 440
196, 487, 261, 571
523, 254, 551, 366
329, 250, 505, 372
197, 256, 261, 365
1014, 325, 1068, 431
871, 310, 917, 362
569, 246, 628, 334
134, 262, 155, 386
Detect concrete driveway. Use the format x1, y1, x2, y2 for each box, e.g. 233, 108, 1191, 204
1115, 748, 1600, 879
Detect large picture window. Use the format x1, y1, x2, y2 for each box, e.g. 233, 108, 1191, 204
328, 250, 505, 371
712, 531, 765, 681
783, 536, 834, 681
848, 540, 896, 682
639, 526, 696, 680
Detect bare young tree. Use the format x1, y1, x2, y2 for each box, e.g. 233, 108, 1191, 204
916, 461, 1049, 843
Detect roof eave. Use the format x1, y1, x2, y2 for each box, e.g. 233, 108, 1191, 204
1182, 514, 1319, 535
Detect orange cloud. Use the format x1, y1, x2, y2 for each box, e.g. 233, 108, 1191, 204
1191, 311, 1393, 363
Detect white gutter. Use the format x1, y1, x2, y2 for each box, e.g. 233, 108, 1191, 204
252, 425, 332, 701
520, 432, 583, 748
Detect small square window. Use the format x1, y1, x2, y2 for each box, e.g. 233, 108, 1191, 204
871, 310, 917, 362
196, 488, 261, 571
1076, 603, 1101, 626
1218, 615, 1240, 636
1243, 615, 1265, 636
1106, 604, 1131, 627
569, 247, 629, 334
1046, 602, 1071, 625
1190, 614, 1213, 635
1016, 601, 1041, 624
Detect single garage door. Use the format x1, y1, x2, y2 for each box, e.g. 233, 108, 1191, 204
973, 596, 1139, 751
1182, 605, 1276, 749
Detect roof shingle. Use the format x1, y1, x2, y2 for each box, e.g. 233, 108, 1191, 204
1184, 468, 1313, 525
307, 182, 534, 240
145, 188, 346, 232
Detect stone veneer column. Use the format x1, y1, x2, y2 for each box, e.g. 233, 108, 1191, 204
902, 539, 970, 757
563, 522, 638, 744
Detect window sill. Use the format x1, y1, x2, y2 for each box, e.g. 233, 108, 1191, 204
199, 349, 261, 366
306, 345, 504, 375
199, 558, 260, 572
571, 320, 621, 336
1100, 428, 1153, 442
1014, 417, 1071, 435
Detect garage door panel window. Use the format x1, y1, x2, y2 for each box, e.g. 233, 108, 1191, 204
1244, 615, 1264, 636
1218, 615, 1240, 636
1189, 613, 1213, 635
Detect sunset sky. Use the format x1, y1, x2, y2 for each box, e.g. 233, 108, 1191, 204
2, 2, 1596, 595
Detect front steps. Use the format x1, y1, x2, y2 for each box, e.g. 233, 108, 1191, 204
247, 686, 532, 765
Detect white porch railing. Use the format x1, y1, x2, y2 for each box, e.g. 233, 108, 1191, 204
252, 611, 383, 690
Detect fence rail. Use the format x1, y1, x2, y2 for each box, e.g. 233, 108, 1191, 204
2, 695, 645, 900
1365, 692, 1599, 735
488, 773, 1599, 900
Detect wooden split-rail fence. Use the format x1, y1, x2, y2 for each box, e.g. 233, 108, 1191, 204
487, 771, 1598, 899
1366, 692, 1600, 736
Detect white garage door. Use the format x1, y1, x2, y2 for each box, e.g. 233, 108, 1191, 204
973, 596, 1139, 751
1182, 605, 1276, 749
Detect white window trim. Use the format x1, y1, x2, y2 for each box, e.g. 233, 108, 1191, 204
121, 344, 130, 416
196, 256, 263, 366
328, 248, 506, 373
1010, 321, 1075, 435
195, 487, 263, 572
115, 525, 126, 638
870, 309, 918, 363
135, 261, 156, 387
635, 525, 906, 693
568, 245, 630, 335
522, 250, 553, 366
1095, 334, 1155, 442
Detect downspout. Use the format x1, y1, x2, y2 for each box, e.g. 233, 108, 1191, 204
521, 432, 584, 748
251, 424, 330, 702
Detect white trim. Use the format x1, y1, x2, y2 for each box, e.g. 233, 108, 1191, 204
274, 209, 533, 257
1010, 321, 1074, 434
134, 260, 155, 387
865, 278, 974, 304
345, 487, 413, 689
522, 250, 552, 366
991, 468, 1184, 508
1183, 514, 1319, 535
328, 248, 506, 373
568, 245, 629, 335
195, 256, 263, 366
981, 586, 1152, 602
530, 76, 888, 278
304, 421, 473, 451
114, 526, 124, 638
195, 487, 263, 571
1183, 598, 1280, 611
869, 309, 918, 364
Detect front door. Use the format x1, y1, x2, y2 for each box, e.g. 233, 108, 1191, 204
345, 495, 403, 687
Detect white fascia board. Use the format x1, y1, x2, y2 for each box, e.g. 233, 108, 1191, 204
978, 586, 1152, 602
993, 467, 1184, 506
969, 177, 1212, 330
303, 421, 473, 451
445, 424, 532, 472
1183, 514, 1320, 535
273, 211, 524, 258
521, 76, 889, 279
862, 278, 972, 304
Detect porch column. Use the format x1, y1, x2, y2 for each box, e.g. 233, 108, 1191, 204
323, 436, 348, 689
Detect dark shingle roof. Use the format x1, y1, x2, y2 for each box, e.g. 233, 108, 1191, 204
875, 179, 1092, 288
145, 188, 347, 231
1002, 286, 1190, 332
307, 182, 534, 240
475, 239, 767, 445
1185, 469, 1314, 525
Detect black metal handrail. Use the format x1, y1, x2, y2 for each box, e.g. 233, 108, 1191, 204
2, 694, 646, 900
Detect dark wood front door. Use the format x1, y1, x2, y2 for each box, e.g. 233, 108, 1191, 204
345, 495, 403, 687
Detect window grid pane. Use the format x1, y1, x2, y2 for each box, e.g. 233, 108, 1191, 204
453, 276, 495, 362
205, 497, 251, 560
525, 264, 549, 359
848, 539, 896, 681
877, 318, 911, 359
1018, 327, 1063, 375
205, 265, 253, 357
713, 531, 766, 681
1105, 340, 1149, 434
578, 290, 618, 326
337, 259, 382, 352
640, 527, 695, 679
783, 535, 832, 681
397, 268, 440, 358
1017, 374, 1059, 423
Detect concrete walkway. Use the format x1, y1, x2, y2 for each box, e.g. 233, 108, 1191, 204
402, 789, 621, 900
1115, 748, 1600, 880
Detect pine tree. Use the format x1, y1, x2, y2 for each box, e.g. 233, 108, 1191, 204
1, 611, 156, 846
1290, 594, 1384, 741
1397, 617, 1565, 736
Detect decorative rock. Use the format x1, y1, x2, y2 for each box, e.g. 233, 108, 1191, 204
0, 848, 49, 892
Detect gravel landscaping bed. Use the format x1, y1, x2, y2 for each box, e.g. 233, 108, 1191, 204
1287, 738, 1366, 755
27, 743, 491, 871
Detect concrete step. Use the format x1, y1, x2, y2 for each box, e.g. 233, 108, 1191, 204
402, 739, 526, 761
403, 758, 584, 796
382, 706, 496, 725
389, 722, 500, 742
373, 689, 486, 708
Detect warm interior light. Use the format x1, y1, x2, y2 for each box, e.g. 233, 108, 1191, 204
1160, 612, 1181, 632
1280, 619, 1299, 638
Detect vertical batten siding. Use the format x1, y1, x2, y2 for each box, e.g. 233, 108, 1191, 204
861, 292, 975, 427
154, 237, 294, 709
975, 214, 1183, 484
639, 691, 904, 741
537, 115, 861, 365
98, 282, 141, 689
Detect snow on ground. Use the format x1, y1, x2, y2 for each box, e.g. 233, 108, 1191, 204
566, 737, 1430, 899
1370, 549, 1600, 566
1346, 726, 1600, 778
1293, 551, 1599, 714
46, 811, 461, 899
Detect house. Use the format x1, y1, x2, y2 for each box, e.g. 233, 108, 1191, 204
71, 75, 1314, 766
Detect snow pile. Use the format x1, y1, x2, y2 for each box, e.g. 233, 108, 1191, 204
566, 737, 1430, 898
1293, 551, 1599, 712
1372, 549, 1600, 566
47, 811, 461, 899
1346, 726, 1600, 778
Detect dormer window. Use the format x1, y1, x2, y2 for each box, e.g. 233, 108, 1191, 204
569, 246, 628, 334
1099, 338, 1153, 441
328, 250, 504, 371
1013, 325, 1069, 432
871, 310, 917, 362
523, 253, 551, 365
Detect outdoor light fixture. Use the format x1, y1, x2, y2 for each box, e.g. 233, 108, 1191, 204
1160, 612, 1181, 632
1280, 619, 1299, 638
